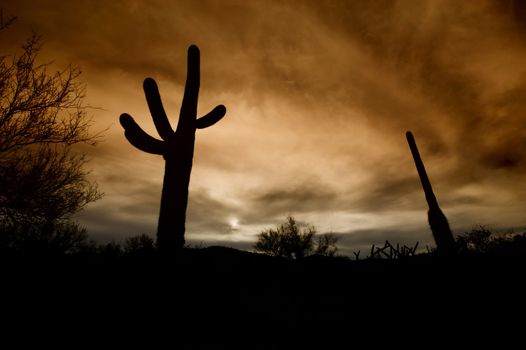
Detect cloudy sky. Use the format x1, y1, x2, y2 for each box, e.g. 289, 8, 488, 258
2, 0, 526, 254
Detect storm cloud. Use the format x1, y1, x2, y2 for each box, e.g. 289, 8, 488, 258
3, 0, 526, 251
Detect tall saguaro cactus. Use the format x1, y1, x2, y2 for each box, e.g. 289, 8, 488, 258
119, 45, 226, 250
406, 131, 456, 255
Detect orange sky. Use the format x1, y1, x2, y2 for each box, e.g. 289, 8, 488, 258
2, 0, 526, 254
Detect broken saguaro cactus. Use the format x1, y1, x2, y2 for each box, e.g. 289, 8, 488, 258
119, 45, 226, 250
406, 131, 456, 255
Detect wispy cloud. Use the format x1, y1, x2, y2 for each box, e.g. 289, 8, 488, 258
4, 0, 526, 250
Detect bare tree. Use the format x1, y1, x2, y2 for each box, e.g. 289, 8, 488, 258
0, 35, 95, 153
0, 17, 101, 228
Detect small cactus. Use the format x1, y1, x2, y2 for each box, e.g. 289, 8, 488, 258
119, 45, 226, 251
406, 131, 456, 255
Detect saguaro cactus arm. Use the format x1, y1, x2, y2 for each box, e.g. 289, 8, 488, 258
143, 78, 174, 141
196, 105, 227, 129
119, 114, 164, 155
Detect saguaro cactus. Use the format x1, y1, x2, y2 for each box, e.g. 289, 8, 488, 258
406, 131, 456, 255
119, 45, 226, 250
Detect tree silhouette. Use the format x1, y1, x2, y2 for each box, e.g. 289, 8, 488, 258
254, 216, 339, 259
0, 18, 101, 229
119, 45, 226, 251
406, 131, 456, 255
0, 219, 94, 256
456, 225, 493, 254
124, 234, 155, 255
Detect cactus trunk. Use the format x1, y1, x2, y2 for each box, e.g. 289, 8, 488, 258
157, 143, 194, 249
406, 131, 456, 255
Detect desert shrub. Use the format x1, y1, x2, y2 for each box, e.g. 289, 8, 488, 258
0, 219, 94, 255
315, 233, 339, 257
124, 234, 155, 254
456, 225, 526, 256
98, 241, 123, 259
254, 216, 338, 259
456, 226, 493, 253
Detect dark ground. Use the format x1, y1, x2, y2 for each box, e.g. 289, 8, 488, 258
1, 247, 524, 348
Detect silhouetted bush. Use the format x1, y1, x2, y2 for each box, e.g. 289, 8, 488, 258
98, 241, 123, 259
456, 226, 493, 253
0, 219, 95, 255
315, 233, 339, 257
254, 216, 339, 259
492, 233, 526, 256
124, 234, 155, 255
456, 225, 526, 256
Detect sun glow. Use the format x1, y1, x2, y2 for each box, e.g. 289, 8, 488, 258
229, 217, 240, 229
